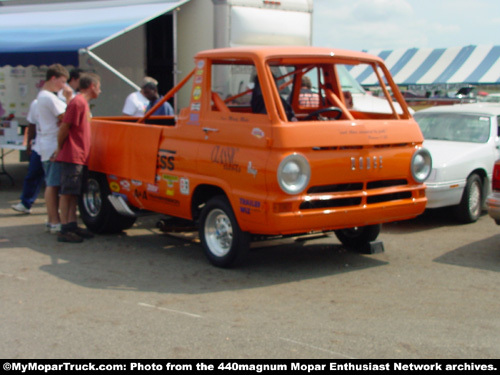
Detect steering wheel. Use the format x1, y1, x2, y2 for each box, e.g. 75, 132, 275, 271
305, 106, 343, 121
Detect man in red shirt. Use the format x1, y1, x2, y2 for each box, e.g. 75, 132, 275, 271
55, 73, 101, 243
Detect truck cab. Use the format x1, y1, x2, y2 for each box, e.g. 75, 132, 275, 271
81, 47, 431, 267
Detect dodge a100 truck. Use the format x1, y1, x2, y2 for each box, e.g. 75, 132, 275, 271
80, 47, 431, 267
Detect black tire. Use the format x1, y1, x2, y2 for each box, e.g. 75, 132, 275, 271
198, 195, 250, 268
454, 173, 483, 223
334, 224, 381, 250
78, 172, 136, 233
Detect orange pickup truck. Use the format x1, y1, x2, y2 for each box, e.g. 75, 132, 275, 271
80, 46, 431, 267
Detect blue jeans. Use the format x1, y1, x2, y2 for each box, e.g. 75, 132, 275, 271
20, 150, 45, 209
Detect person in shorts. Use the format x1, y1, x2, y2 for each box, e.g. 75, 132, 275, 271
36, 64, 69, 233
55, 73, 101, 243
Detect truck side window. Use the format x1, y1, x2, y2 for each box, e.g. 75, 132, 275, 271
211, 62, 260, 114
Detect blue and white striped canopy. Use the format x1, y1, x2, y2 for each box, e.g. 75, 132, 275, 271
352, 45, 500, 85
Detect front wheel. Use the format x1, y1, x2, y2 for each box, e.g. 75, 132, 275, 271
454, 173, 483, 223
334, 224, 381, 250
78, 172, 136, 233
199, 196, 250, 268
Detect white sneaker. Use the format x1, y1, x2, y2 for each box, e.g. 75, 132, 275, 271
45, 222, 61, 234
11, 202, 31, 214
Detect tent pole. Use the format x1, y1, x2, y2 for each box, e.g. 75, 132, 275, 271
79, 48, 140, 91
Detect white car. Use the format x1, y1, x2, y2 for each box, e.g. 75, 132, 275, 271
484, 93, 500, 103
414, 103, 500, 223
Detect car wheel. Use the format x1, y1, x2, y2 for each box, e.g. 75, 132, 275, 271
455, 174, 483, 223
199, 196, 250, 268
78, 172, 136, 233
334, 224, 381, 250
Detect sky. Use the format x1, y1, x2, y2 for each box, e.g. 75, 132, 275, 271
313, 0, 500, 51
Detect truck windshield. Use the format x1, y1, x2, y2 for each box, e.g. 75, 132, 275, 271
209, 58, 409, 121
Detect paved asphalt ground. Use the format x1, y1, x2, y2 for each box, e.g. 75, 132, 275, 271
1, 151, 499, 359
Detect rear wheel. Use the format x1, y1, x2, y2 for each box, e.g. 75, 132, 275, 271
78, 172, 136, 233
199, 196, 250, 268
334, 224, 381, 250
455, 174, 483, 223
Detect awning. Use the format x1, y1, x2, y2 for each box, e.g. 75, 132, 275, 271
352, 45, 500, 86
0, 0, 189, 66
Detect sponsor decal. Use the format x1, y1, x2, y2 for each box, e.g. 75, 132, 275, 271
191, 102, 201, 111
108, 175, 118, 180
148, 194, 180, 207
192, 86, 202, 101
163, 175, 179, 197
197, 60, 205, 69
131, 180, 142, 186
247, 161, 258, 177
251, 127, 265, 139
194, 75, 203, 84
239, 198, 262, 215
188, 113, 200, 125
120, 180, 130, 191
163, 174, 179, 187
180, 178, 190, 195
211, 145, 240, 172
110, 181, 120, 193
147, 184, 159, 193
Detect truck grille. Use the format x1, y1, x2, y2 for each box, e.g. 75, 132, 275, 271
300, 179, 410, 210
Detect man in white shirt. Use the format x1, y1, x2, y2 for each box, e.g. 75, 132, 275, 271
122, 76, 158, 117
36, 64, 69, 233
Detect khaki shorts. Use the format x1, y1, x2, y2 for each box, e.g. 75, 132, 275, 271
60, 162, 87, 195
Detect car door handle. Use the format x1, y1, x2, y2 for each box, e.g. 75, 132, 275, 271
203, 127, 219, 136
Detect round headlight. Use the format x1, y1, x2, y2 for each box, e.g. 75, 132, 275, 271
277, 153, 311, 195
411, 148, 432, 183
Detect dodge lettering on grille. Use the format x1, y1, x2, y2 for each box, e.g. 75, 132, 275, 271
351, 156, 383, 170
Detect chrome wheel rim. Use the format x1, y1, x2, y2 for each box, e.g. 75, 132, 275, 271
83, 178, 102, 218
205, 208, 233, 257
469, 181, 481, 218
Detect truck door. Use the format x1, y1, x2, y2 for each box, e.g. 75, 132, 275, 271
196, 58, 272, 228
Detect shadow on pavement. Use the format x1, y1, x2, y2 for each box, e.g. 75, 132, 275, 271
433, 234, 500, 273
383, 207, 481, 234
0, 216, 388, 295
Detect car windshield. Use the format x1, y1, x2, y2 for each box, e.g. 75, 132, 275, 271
414, 112, 491, 143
